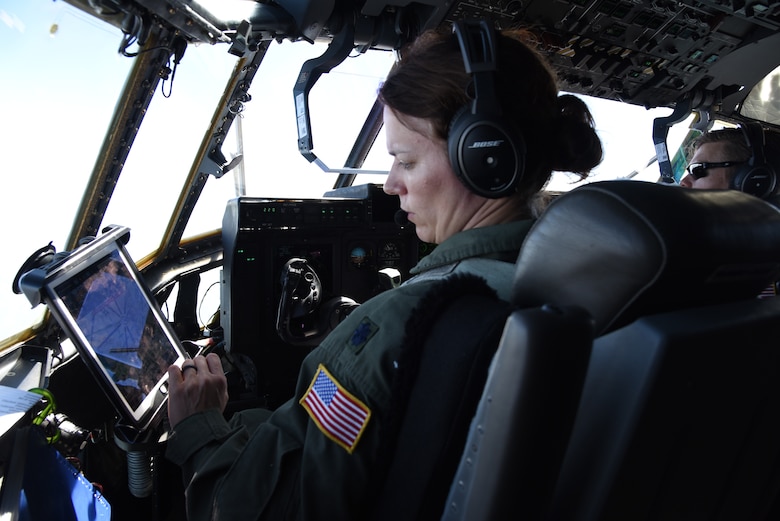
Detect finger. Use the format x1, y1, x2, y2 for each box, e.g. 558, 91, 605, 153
204, 352, 224, 374
191, 354, 209, 372
167, 364, 184, 389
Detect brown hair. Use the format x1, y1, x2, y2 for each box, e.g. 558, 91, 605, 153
689, 128, 752, 162
378, 25, 603, 204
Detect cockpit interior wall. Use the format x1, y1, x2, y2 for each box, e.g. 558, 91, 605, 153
221, 184, 421, 408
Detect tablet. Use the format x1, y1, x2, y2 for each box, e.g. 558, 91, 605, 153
35, 226, 186, 431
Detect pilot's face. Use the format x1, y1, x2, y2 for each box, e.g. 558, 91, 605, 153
680, 142, 737, 190
382, 107, 488, 244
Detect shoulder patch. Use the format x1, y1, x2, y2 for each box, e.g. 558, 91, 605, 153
300, 364, 371, 453
347, 317, 379, 354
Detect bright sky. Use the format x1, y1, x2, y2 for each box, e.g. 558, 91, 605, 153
0, 1, 133, 339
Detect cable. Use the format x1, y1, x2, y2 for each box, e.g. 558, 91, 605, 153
161, 36, 187, 98
29, 388, 56, 425
198, 281, 221, 330
29, 388, 61, 444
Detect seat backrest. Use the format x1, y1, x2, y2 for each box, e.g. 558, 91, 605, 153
550, 297, 780, 520
440, 304, 593, 521
440, 180, 780, 520
369, 274, 513, 521
370, 282, 593, 521
513, 180, 780, 335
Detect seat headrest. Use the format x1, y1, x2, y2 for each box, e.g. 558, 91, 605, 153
512, 180, 780, 335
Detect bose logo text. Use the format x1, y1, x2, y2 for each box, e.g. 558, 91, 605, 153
468, 140, 504, 149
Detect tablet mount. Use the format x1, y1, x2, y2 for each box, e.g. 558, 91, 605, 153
13, 226, 178, 499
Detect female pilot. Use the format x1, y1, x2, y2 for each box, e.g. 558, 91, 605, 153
166, 21, 603, 520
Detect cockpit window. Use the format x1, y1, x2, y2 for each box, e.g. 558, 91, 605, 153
740, 63, 780, 126
102, 41, 238, 259
1, 2, 132, 341
547, 95, 695, 190
183, 41, 397, 241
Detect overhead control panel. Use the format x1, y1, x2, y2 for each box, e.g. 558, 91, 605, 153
434, 0, 780, 112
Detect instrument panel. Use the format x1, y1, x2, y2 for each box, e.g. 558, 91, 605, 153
221, 185, 420, 407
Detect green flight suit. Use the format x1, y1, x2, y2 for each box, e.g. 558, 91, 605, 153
166, 220, 533, 520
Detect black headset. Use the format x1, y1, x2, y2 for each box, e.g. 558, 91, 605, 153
730, 122, 778, 199
448, 19, 526, 199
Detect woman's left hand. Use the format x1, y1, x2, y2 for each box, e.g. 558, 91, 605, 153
167, 353, 228, 429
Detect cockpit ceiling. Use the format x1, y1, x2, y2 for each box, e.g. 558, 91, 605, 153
437, 1, 780, 114
66, 0, 780, 114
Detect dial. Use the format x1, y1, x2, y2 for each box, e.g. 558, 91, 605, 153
349, 245, 369, 269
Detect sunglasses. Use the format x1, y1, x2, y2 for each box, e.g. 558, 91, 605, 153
686, 161, 747, 179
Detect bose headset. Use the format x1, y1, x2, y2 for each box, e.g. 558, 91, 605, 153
731, 121, 778, 199
448, 19, 526, 198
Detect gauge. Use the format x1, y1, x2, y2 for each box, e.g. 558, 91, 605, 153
379, 241, 402, 267
349, 245, 369, 269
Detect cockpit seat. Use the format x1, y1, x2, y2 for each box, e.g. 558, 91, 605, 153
512, 180, 780, 335
440, 180, 780, 520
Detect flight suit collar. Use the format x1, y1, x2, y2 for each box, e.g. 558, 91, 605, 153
409, 220, 534, 275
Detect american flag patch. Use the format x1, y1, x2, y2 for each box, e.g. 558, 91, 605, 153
300, 364, 371, 453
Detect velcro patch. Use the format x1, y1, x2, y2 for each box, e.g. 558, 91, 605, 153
300, 364, 371, 453
347, 317, 379, 354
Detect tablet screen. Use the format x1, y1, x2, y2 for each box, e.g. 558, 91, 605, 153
42, 227, 186, 430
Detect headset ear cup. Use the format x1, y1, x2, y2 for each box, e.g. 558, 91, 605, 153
448, 107, 525, 198
448, 19, 526, 199
731, 164, 778, 199
732, 122, 778, 199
